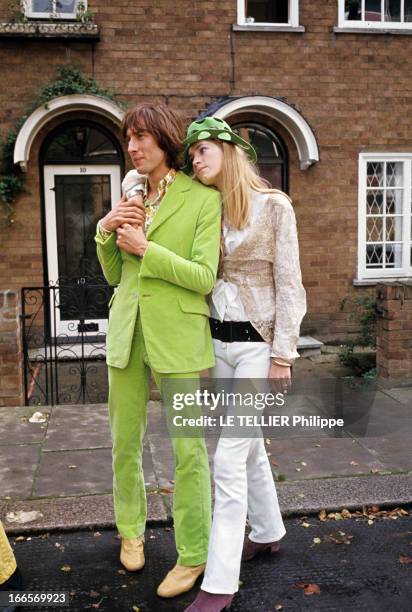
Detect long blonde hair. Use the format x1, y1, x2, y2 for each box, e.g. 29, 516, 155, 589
219, 141, 291, 230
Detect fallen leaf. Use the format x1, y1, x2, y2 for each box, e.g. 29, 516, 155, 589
349, 461, 359, 466
368, 519, 374, 525
399, 555, 412, 564
118, 569, 126, 575
265, 439, 271, 445
6, 510, 43, 524
341, 508, 351, 519
298, 493, 305, 498
295, 468, 301, 472
304, 583, 321, 595
15, 536, 25, 542
4, 496, 11, 500
132, 607, 140, 612
275, 605, 283, 611
302, 522, 310, 528
94, 532, 101, 537
293, 582, 321, 595
318, 509, 327, 521
61, 564, 71, 572
313, 537, 321, 544
301, 461, 307, 466
314, 443, 321, 447
327, 532, 353, 545
68, 465, 77, 469
29, 411, 47, 423
271, 458, 279, 466
159, 487, 174, 494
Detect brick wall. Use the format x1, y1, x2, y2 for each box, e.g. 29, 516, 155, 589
0, 291, 24, 406
0, 0, 411, 344
376, 282, 412, 381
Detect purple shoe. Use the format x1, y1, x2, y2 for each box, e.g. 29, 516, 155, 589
184, 589, 233, 612
242, 535, 281, 561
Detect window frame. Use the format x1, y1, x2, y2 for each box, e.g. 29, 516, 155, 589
237, 0, 300, 28
357, 153, 412, 281
338, 0, 412, 30
24, 0, 85, 20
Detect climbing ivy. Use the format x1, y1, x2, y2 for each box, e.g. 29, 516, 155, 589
0, 67, 124, 226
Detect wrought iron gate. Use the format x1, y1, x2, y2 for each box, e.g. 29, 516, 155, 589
22, 280, 112, 406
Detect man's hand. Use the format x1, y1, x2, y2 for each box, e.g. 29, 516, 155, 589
100, 194, 145, 232
268, 362, 291, 395
116, 223, 148, 257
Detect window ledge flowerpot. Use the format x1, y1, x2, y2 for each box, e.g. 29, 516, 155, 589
0, 21, 99, 40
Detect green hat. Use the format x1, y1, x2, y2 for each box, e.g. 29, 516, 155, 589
182, 116, 257, 172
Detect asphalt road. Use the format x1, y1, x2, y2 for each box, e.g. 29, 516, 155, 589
7, 511, 412, 612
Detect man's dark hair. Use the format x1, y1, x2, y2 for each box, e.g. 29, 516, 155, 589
122, 103, 185, 170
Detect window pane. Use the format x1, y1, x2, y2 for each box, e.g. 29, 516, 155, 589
386, 161, 403, 187
385, 244, 402, 267
385, 216, 402, 241
367, 190, 384, 214
386, 189, 403, 214
366, 244, 383, 267
32, 0, 53, 12
406, 0, 412, 21
367, 217, 383, 242
345, 0, 361, 19
385, 0, 401, 21
56, 0, 77, 13
246, 0, 288, 23
365, 0, 382, 20
367, 162, 384, 187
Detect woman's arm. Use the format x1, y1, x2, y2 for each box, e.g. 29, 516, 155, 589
271, 197, 307, 363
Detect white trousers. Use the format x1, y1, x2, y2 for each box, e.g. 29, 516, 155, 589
201, 339, 286, 594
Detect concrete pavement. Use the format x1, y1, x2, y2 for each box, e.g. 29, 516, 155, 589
1, 356, 411, 534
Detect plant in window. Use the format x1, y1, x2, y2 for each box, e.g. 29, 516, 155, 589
76, 1, 94, 23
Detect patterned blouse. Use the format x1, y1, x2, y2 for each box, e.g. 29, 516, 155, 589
213, 189, 307, 363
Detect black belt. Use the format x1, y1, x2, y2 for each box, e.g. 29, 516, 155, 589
209, 318, 265, 343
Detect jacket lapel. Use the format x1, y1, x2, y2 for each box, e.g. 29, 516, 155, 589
146, 172, 192, 239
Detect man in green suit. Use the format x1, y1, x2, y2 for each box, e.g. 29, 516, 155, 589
95, 103, 221, 598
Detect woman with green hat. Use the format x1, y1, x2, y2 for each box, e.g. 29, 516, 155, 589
183, 117, 306, 611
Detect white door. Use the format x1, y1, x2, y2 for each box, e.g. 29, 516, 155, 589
44, 164, 121, 337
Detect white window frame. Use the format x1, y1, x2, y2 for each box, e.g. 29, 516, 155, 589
357, 153, 412, 281
24, 0, 85, 20
237, 0, 300, 28
338, 0, 412, 30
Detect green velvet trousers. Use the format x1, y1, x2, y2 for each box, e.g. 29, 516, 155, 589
108, 315, 211, 566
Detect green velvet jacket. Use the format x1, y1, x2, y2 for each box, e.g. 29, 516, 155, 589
95, 171, 221, 372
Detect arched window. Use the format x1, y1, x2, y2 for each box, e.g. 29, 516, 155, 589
42, 120, 122, 165
232, 122, 288, 192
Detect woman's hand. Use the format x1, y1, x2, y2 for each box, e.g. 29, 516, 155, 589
268, 361, 291, 394
100, 194, 146, 232
116, 223, 148, 256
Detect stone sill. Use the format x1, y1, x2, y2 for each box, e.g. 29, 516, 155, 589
333, 26, 412, 35
232, 24, 305, 33
353, 277, 412, 286
0, 21, 100, 40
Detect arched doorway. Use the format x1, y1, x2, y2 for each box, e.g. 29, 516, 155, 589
232, 122, 289, 192
41, 120, 123, 336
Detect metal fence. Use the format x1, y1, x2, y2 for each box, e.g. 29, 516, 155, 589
21, 280, 112, 406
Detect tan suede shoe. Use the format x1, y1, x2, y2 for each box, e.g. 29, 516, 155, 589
157, 563, 206, 598
120, 536, 145, 571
